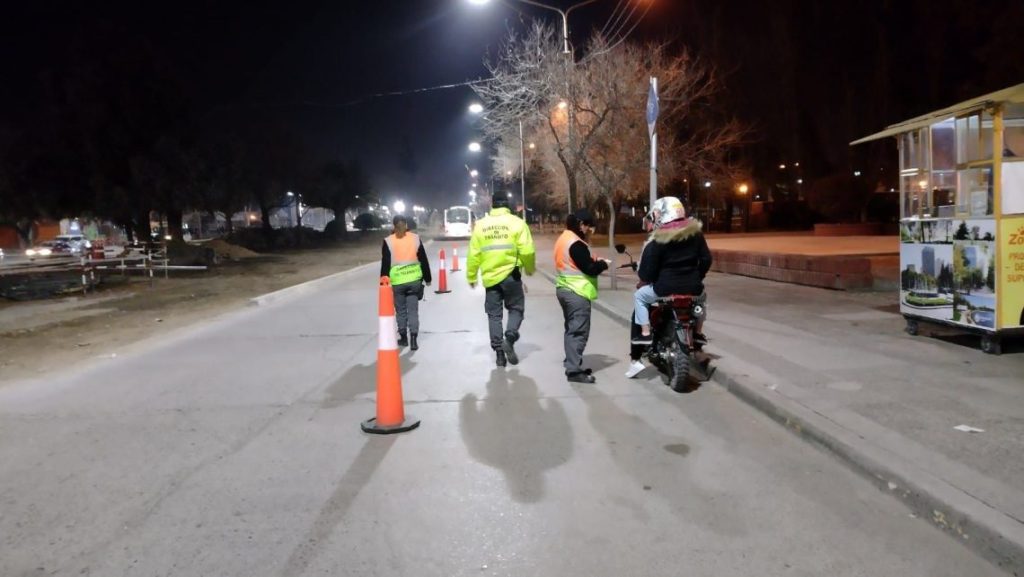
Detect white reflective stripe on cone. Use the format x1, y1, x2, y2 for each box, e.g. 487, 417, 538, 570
379, 316, 399, 350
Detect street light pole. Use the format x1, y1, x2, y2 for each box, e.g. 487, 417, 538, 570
470, 0, 597, 215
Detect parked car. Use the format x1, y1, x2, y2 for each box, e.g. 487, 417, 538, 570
25, 239, 70, 259
54, 234, 91, 254
25, 235, 91, 260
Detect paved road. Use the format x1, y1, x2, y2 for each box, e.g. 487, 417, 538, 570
0, 255, 1005, 576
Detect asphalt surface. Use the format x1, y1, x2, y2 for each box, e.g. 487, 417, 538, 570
0, 251, 1007, 576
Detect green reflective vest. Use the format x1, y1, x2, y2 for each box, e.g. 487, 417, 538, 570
554, 229, 598, 301
466, 208, 536, 288
385, 233, 423, 285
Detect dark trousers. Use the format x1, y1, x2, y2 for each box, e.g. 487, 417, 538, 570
556, 288, 591, 375
484, 275, 525, 350
393, 281, 424, 334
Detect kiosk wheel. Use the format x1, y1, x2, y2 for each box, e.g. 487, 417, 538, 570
981, 334, 1002, 355
904, 319, 920, 336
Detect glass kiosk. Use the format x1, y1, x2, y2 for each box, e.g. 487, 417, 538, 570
852, 83, 1024, 354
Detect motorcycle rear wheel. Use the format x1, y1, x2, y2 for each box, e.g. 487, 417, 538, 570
666, 338, 691, 392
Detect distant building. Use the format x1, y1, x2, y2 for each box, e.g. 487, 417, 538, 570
922, 246, 936, 277
963, 245, 979, 269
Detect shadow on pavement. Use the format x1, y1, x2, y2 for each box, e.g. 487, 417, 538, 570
459, 367, 574, 503
320, 355, 418, 409
277, 436, 397, 576
582, 353, 619, 374
578, 387, 747, 538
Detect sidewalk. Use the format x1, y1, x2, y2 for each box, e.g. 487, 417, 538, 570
530, 233, 1024, 574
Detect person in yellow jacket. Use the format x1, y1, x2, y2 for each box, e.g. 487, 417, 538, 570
554, 209, 610, 383
466, 193, 536, 367
380, 215, 432, 350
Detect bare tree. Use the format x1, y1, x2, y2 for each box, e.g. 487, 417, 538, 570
476, 22, 746, 287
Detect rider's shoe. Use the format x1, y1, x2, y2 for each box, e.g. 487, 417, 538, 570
625, 360, 646, 378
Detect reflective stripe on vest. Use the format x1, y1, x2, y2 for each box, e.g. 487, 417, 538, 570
385, 233, 423, 285
553, 229, 598, 301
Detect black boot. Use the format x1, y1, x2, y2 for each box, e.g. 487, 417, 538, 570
502, 330, 519, 365
397, 329, 408, 348
495, 350, 507, 367
410, 333, 418, 351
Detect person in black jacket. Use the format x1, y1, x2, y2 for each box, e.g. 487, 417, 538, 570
630, 197, 711, 348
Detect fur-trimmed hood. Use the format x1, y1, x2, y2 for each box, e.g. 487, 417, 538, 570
650, 218, 703, 244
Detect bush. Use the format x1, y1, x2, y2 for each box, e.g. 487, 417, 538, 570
166, 240, 218, 266
353, 213, 381, 231
767, 200, 816, 230
804, 173, 873, 223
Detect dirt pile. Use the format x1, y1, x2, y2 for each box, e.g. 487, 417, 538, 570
205, 239, 261, 260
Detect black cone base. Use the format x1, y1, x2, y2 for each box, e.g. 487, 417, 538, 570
361, 416, 421, 435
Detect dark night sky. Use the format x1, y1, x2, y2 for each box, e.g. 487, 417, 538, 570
3, 1, 1021, 209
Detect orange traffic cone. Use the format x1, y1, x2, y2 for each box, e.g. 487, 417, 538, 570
361, 277, 420, 435
435, 249, 452, 294
450, 247, 461, 272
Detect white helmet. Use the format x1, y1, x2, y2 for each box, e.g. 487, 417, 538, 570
647, 196, 686, 227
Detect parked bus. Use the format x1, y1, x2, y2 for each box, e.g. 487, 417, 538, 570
442, 206, 473, 239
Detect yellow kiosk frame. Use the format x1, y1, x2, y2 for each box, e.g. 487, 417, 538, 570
853, 83, 1024, 355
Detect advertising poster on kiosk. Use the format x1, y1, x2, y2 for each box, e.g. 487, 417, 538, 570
1000, 216, 1024, 329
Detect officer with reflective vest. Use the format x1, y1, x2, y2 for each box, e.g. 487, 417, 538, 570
466, 193, 536, 367
380, 215, 432, 350
554, 208, 610, 383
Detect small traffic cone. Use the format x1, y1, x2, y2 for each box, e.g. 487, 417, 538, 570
362, 277, 420, 435
450, 247, 461, 272
435, 249, 452, 294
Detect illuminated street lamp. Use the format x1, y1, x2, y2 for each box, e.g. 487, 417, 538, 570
468, 103, 484, 114
393, 200, 406, 214
736, 183, 752, 232
470, 169, 479, 177
468, 142, 482, 153
466, 0, 597, 55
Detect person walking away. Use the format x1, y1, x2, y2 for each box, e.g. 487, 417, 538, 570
380, 215, 432, 350
554, 209, 610, 383
628, 196, 712, 376
466, 193, 536, 367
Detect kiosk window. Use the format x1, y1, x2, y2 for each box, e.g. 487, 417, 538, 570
900, 130, 927, 218
959, 166, 993, 217
931, 119, 957, 217
957, 112, 995, 164
1004, 103, 1024, 160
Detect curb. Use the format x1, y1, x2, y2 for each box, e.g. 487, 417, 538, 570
249, 261, 378, 307
250, 240, 437, 308
537, 267, 1024, 575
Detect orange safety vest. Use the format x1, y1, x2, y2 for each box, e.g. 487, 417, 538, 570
553, 229, 598, 301
385, 232, 423, 285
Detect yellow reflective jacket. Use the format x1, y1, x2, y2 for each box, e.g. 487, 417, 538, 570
466, 207, 536, 288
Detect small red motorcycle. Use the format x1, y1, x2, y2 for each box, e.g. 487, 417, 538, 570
617, 244, 710, 392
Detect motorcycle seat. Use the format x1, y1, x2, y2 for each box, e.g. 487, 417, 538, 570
654, 294, 697, 308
